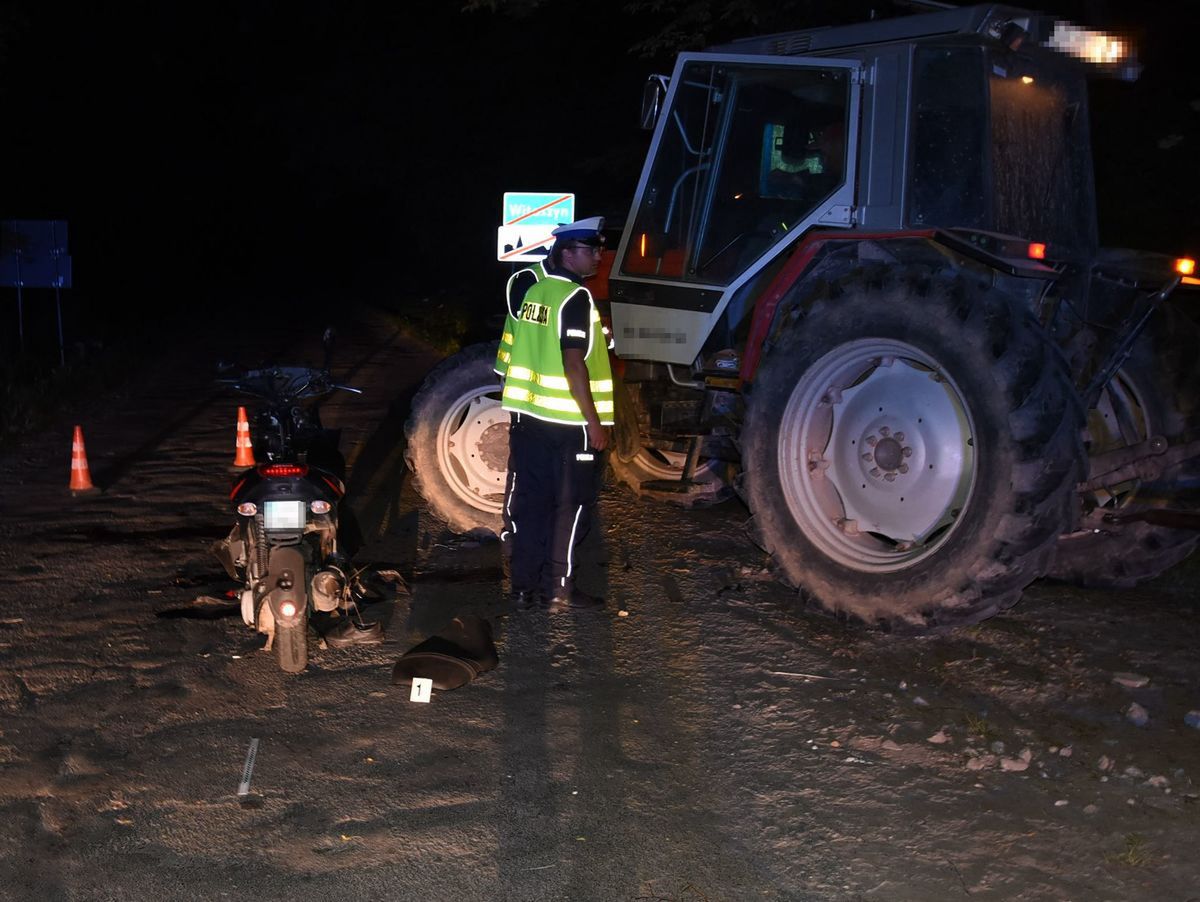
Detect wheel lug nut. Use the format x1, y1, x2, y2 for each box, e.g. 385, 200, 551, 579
865, 435, 878, 447
869, 467, 881, 478
862, 453, 873, 461
902, 447, 913, 458
879, 426, 891, 437
899, 463, 909, 474
894, 432, 905, 442
884, 472, 897, 482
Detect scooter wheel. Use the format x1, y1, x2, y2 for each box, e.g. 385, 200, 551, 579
275, 621, 308, 673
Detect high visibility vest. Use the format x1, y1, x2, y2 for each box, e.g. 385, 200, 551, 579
495, 261, 548, 377
501, 275, 615, 426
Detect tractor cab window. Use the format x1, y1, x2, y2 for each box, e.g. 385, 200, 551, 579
622, 61, 850, 287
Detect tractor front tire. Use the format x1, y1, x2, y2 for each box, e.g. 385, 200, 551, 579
404, 342, 508, 536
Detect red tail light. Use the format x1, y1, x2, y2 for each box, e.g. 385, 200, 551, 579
258, 464, 309, 478
1027, 242, 1047, 260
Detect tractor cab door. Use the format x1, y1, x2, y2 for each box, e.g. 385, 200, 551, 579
611, 53, 862, 365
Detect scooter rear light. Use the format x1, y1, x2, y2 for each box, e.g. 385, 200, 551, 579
279, 600, 298, 618
258, 464, 309, 478
236, 502, 257, 516
309, 500, 332, 514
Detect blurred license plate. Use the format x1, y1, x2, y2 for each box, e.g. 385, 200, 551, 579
264, 501, 305, 530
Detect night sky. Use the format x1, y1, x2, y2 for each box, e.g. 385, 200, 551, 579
1, 1, 1196, 346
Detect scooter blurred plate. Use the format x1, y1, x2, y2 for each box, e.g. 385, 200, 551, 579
264, 500, 305, 530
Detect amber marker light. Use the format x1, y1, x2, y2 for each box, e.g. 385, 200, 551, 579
1021, 75, 1034, 85
1028, 242, 1047, 260
1176, 258, 1196, 277
639, 233, 646, 257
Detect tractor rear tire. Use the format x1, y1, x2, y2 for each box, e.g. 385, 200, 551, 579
1048, 305, 1200, 587
404, 343, 508, 536
742, 268, 1083, 631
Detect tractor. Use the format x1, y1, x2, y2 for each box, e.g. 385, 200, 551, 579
405, 3, 1200, 631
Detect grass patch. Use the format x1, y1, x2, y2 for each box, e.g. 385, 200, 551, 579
0, 348, 141, 448
374, 291, 498, 357
964, 712, 999, 744
1106, 833, 1150, 867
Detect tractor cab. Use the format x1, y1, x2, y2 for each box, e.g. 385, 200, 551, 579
609, 4, 1137, 367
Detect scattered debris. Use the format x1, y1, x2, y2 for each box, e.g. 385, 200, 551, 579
374, 569, 411, 595
1098, 755, 1115, 772
767, 671, 840, 681
1147, 775, 1170, 790
927, 730, 950, 745
1059, 747, 1073, 758
966, 754, 997, 772
1000, 749, 1033, 772
1054, 799, 1068, 807
1126, 703, 1150, 727
1124, 765, 1145, 779
1084, 804, 1099, 815
237, 738, 260, 800
1112, 672, 1150, 689
912, 696, 929, 707
618, 610, 629, 617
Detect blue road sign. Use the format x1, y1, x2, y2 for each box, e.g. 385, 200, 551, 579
502, 192, 575, 228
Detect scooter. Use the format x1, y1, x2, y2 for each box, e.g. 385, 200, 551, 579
211, 335, 372, 672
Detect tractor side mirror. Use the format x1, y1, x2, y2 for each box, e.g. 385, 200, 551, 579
640, 75, 669, 130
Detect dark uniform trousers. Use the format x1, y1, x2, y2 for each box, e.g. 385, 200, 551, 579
502, 413, 601, 598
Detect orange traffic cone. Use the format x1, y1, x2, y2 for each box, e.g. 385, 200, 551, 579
69, 425, 96, 492
233, 406, 256, 467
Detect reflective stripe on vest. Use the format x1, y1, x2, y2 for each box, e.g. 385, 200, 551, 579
504, 365, 611, 394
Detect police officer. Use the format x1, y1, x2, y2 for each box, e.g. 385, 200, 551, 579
499, 217, 614, 611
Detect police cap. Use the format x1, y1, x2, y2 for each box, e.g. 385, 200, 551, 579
551, 216, 606, 247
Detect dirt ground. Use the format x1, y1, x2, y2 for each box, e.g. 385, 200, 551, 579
0, 307, 1198, 901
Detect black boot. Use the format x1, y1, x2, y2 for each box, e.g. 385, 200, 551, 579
547, 583, 604, 612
